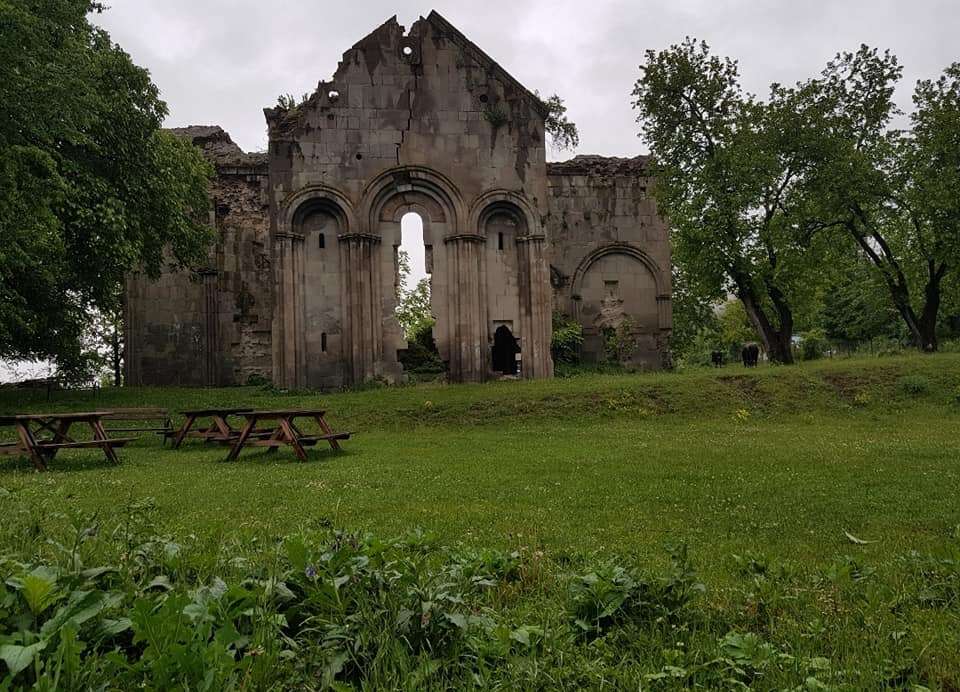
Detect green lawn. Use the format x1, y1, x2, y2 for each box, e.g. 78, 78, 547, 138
0, 355, 958, 688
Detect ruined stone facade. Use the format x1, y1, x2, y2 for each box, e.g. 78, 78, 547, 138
124, 12, 672, 388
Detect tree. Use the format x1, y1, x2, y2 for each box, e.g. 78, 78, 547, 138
717, 300, 760, 357
0, 0, 214, 375
668, 263, 720, 362
633, 39, 830, 363
818, 254, 902, 347
806, 48, 960, 351
394, 250, 434, 340
538, 93, 580, 151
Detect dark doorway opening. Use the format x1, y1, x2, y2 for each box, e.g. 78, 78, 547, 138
492, 325, 520, 376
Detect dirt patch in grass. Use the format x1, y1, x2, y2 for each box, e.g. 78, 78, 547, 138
717, 374, 773, 408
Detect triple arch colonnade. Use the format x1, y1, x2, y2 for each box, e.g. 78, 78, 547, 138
272, 167, 554, 388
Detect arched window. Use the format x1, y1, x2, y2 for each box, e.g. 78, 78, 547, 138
398, 212, 428, 291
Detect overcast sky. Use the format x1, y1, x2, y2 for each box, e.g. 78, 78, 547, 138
93, 0, 957, 159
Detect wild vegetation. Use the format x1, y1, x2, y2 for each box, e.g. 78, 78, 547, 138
0, 355, 958, 688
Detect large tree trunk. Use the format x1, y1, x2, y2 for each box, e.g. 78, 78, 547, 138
846, 220, 945, 354
111, 324, 122, 386
736, 277, 795, 364
916, 262, 947, 352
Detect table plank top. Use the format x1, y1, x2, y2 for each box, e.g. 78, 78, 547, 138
0, 411, 114, 423
240, 409, 327, 418
179, 408, 254, 417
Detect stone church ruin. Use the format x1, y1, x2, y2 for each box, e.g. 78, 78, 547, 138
124, 11, 672, 388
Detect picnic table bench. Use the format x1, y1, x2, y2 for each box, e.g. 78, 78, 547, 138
103, 408, 174, 442
169, 408, 254, 449
226, 409, 351, 462
0, 412, 135, 471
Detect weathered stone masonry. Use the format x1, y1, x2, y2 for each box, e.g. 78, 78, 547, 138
124, 11, 672, 388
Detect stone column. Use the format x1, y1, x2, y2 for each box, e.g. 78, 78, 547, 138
122, 274, 140, 387
339, 233, 383, 384
200, 269, 220, 387
443, 234, 487, 382
657, 293, 673, 368
272, 232, 306, 389
517, 234, 554, 379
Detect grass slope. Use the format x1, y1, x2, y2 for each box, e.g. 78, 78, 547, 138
0, 354, 957, 688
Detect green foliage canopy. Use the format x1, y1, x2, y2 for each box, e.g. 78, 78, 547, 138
762, 47, 960, 351
0, 0, 214, 371
633, 39, 832, 364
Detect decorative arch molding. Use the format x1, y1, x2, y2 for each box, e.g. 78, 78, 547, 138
361, 166, 466, 233
468, 189, 542, 238
279, 184, 357, 235
570, 243, 667, 298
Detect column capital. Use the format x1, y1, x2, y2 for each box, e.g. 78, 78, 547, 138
337, 232, 382, 244
274, 232, 305, 243
443, 233, 486, 245
515, 234, 547, 244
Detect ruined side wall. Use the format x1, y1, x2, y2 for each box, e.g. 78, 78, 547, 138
212, 167, 273, 385
547, 156, 672, 368
125, 128, 271, 386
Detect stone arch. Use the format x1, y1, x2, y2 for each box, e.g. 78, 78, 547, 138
361, 166, 465, 235
357, 167, 485, 382
469, 189, 541, 237
279, 185, 356, 236
272, 187, 356, 389
570, 243, 666, 298
471, 192, 553, 380
570, 243, 669, 368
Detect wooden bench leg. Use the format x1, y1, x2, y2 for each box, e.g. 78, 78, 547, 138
265, 426, 283, 454
213, 415, 234, 440
172, 415, 195, 449
15, 423, 46, 472
226, 417, 256, 462
280, 418, 308, 462
315, 415, 342, 451
91, 421, 120, 464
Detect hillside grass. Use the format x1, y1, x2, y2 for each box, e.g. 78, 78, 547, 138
0, 354, 957, 688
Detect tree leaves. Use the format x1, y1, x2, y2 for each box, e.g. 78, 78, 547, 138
0, 1, 214, 371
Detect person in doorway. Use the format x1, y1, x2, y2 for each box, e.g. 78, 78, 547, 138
492, 325, 520, 375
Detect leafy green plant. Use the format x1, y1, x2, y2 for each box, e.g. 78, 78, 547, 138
897, 374, 930, 396
801, 329, 830, 361
551, 312, 583, 365
567, 545, 704, 636
482, 104, 509, 129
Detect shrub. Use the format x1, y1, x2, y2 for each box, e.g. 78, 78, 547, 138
400, 321, 445, 374
567, 544, 704, 636
897, 375, 930, 396
800, 329, 829, 361
551, 312, 583, 365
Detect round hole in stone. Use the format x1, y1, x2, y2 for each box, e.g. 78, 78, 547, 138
328, 89, 340, 102
356, 153, 363, 160
479, 94, 489, 103
402, 45, 414, 57
326, 113, 335, 121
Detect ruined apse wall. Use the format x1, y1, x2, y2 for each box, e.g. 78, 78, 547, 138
124, 127, 272, 386
264, 11, 553, 389
546, 156, 672, 369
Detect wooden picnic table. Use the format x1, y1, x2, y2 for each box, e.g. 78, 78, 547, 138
225, 409, 351, 462
0, 411, 136, 471
170, 408, 254, 449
